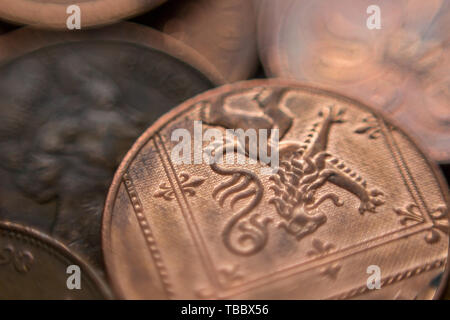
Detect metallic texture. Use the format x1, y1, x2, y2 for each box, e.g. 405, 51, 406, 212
0, 221, 112, 299
0, 0, 166, 29
149, 0, 259, 82
0, 23, 220, 272
257, 0, 450, 163
102, 79, 449, 299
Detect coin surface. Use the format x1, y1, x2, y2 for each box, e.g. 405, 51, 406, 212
0, 221, 111, 299
146, 0, 258, 82
0, 0, 166, 29
0, 23, 221, 271
257, 0, 450, 163
102, 79, 449, 299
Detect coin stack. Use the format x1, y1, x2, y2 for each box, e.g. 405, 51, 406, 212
0, 0, 448, 300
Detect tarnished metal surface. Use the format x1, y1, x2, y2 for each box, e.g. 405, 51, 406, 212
0, 221, 112, 299
0, 23, 219, 271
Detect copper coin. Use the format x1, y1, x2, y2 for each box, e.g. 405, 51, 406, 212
0, 23, 222, 272
0, 221, 112, 299
102, 79, 449, 299
257, 0, 450, 163
0, 0, 166, 29
147, 0, 259, 82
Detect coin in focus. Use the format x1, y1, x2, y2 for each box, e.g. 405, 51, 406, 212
0, 23, 221, 271
0, 0, 166, 29
256, 0, 450, 163
102, 79, 449, 299
0, 221, 111, 299
143, 0, 258, 82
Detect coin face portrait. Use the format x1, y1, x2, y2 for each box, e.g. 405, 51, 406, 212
102, 80, 449, 299
0, 222, 111, 299
0, 24, 218, 271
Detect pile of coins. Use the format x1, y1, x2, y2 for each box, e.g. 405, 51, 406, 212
0, 0, 448, 300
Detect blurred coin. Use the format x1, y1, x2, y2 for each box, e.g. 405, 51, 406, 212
0, 0, 166, 29
0, 22, 222, 272
257, 0, 450, 163
0, 221, 111, 299
146, 0, 258, 82
102, 79, 449, 299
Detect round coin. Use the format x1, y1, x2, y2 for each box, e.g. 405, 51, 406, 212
0, 221, 111, 299
147, 0, 259, 82
102, 79, 449, 299
0, 0, 166, 29
0, 22, 222, 272
257, 0, 450, 163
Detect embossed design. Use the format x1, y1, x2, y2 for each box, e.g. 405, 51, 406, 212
307, 239, 335, 257
320, 264, 341, 280
201, 88, 295, 256
394, 203, 449, 244
394, 203, 424, 224
330, 258, 446, 300
354, 115, 382, 139
154, 172, 206, 201
211, 163, 271, 256
202, 87, 295, 139
195, 265, 242, 298
270, 106, 385, 240
218, 265, 243, 286
203, 89, 385, 254
0, 39, 215, 269
123, 172, 175, 298
0, 244, 33, 273
426, 206, 449, 244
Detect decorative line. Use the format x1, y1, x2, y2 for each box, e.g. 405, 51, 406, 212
379, 119, 432, 223
153, 134, 220, 292
329, 258, 446, 300
122, 172, 175, 299
216, 225, 429, 298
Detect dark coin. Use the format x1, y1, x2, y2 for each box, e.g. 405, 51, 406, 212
102, 79, 449, 299
0, 23, 221, 271
0, 0, 166, 29
0, 221, 112, 299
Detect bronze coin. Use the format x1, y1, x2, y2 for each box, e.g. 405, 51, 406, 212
0, 0, 166, 29
0, 221, 112, 299
102, 79, 449, 299
0, 23, 222, 272
147, 0, 259, 82
257, 0, 450, 163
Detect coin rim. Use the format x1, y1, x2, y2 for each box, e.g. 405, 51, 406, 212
102, 78, 450, 300
0, 22, 226, 86
0, 220, 113, 299
0, 0, 166, 29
